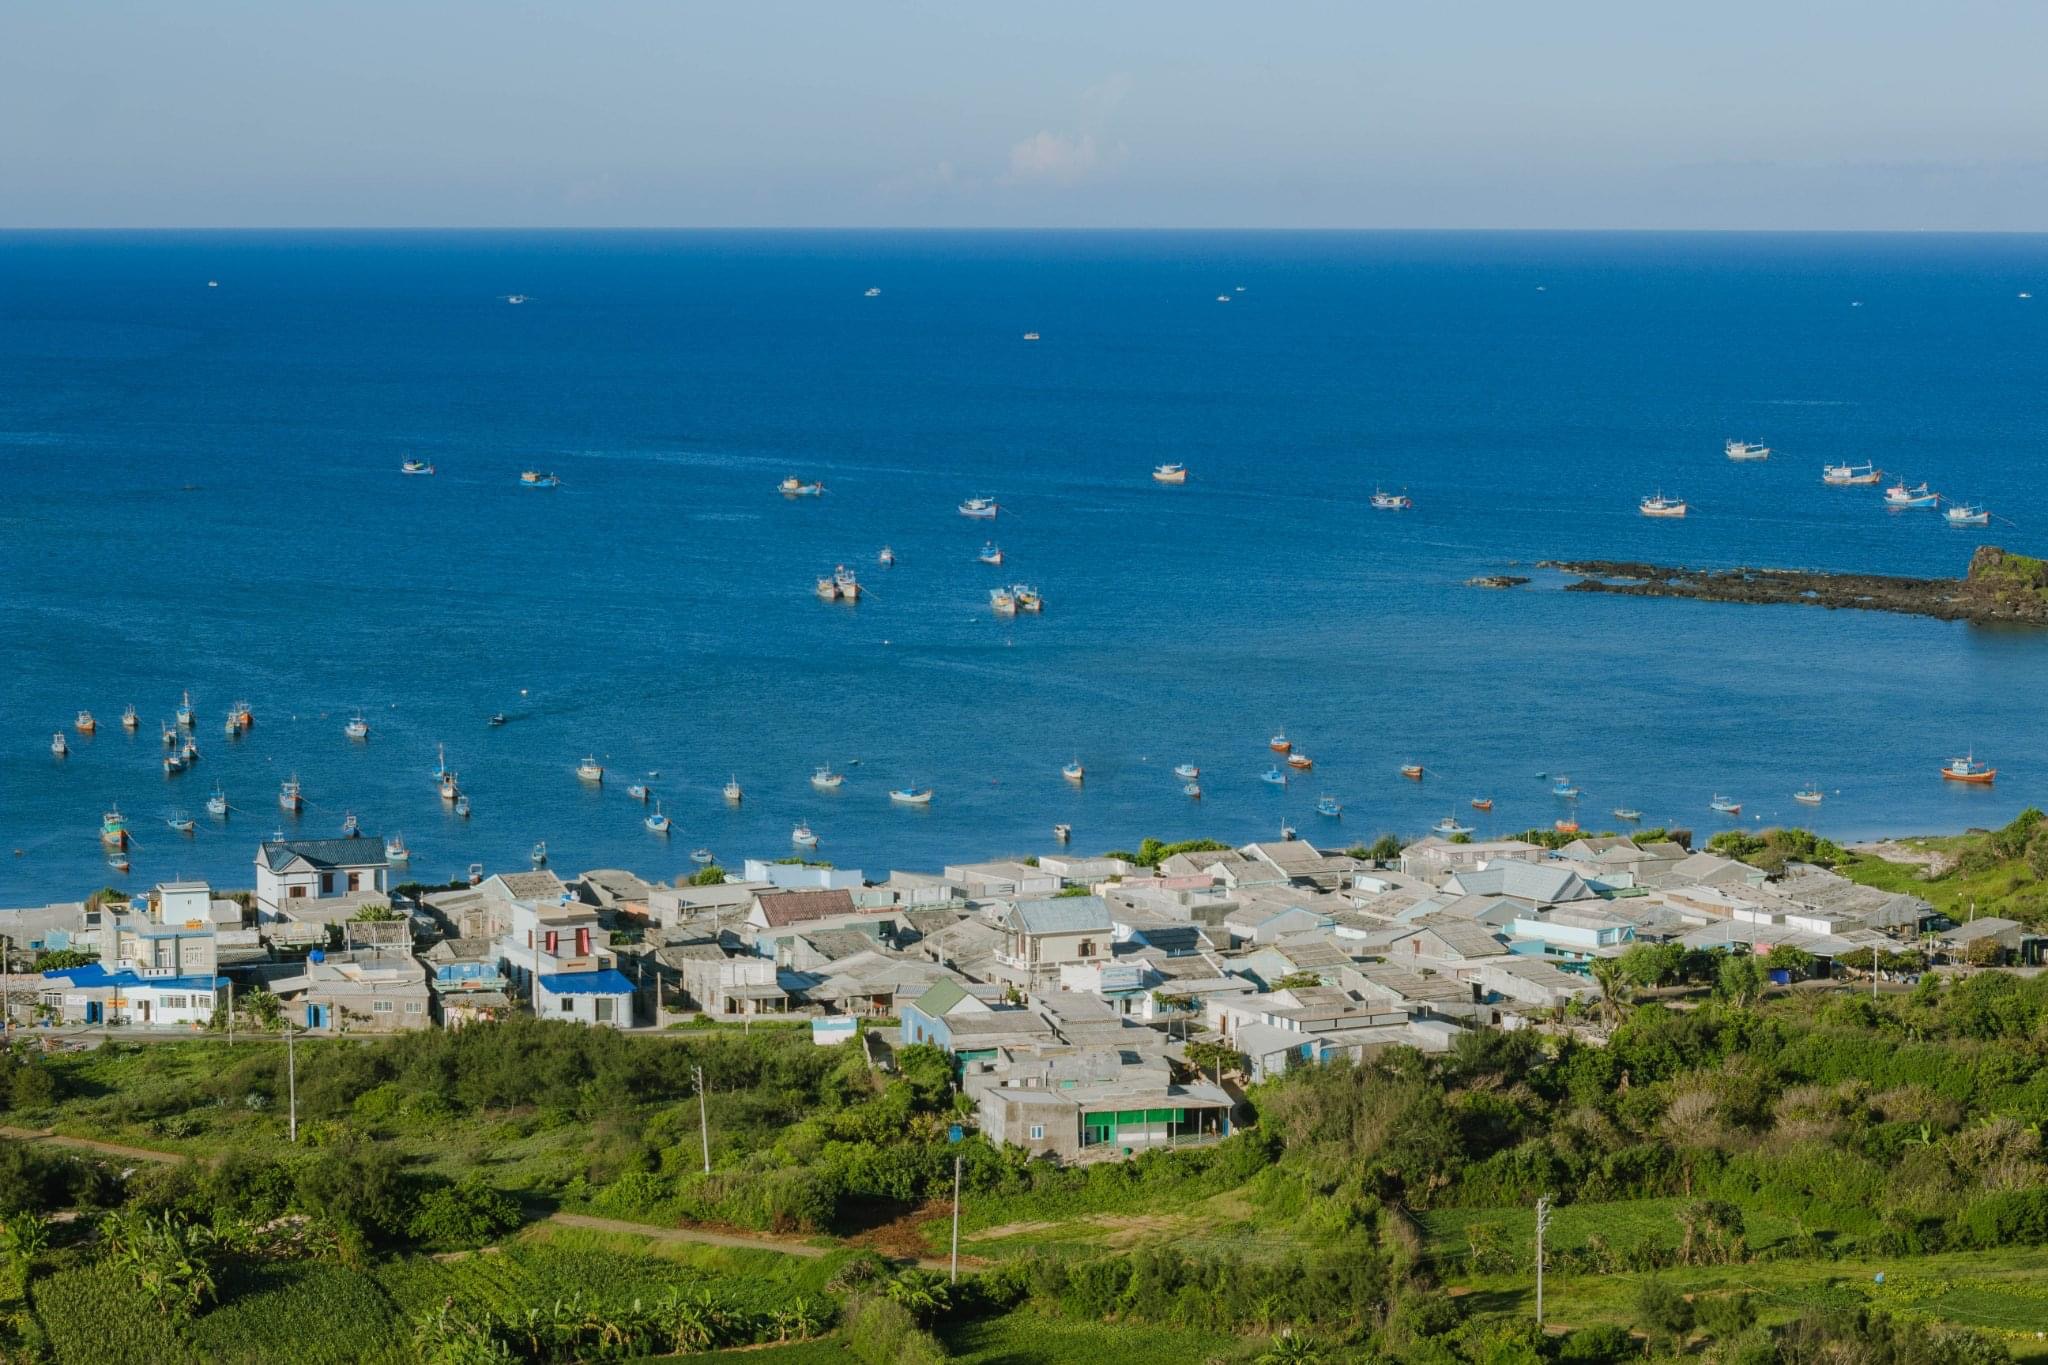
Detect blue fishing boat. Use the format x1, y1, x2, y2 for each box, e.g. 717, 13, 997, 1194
959, 496, 999, 519
1260, 767, 1289, 786
1550, 776, 1579, 798
977, 542, 1004, 565
890, 787, 933, 805
1883, 480, 1937, 508
1315, 795, 1343, 817
519, 470, 561, 488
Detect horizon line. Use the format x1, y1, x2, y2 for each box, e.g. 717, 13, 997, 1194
5, 224, 2048, 237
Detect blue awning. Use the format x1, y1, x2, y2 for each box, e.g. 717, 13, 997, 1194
538, 969, 635, 995
42, 963, 225, 991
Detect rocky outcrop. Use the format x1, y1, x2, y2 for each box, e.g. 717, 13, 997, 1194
1538, 548, 2048, 625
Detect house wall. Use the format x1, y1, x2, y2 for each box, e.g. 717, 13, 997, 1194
536, 984, 631, 1028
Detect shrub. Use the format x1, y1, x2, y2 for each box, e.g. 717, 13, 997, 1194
844, 1294, 947, 1365
406, 1176, 522, 1249
1557, 1323, 1632, 1364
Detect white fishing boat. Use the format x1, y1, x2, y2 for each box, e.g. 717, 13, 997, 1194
206, 786, 228, 818
158, 810, 189, 836
1172, 763, 1200, 780
1611, 807, 1642, 821
176, 690, 194, 727
224, 711, 242, 736
815, 574, 842, 601
73, 709, 96, 734
791, 822, 818, 847
989, 586, 1018, 615
1724, 440, 1771, 461
778, 476, 824, 497
50, 732, 67, 757
162, 721, 178, 747
812, 765, 845, 791
864, 287, 881, 297
344, 713, 369, 740
1793, 786, 1824, 805
1822, 462, 1883, 486
1316, 795, 1342, 817
1152, 463, 1188, 484
1883, 481, 1938, 508
1053, 823, 1072, 842
689, 847, 715, 864
1710, 795, 1742, 815
878, 546, 896, 566
340, 812, 360, 838
1945, 503, 1991, 526
723, 776, 744, 803
1370, 489, 1413, 510
401, 458, 435, 475
626, 783, 649, 801
1550, 776, 1579, 798
182, 737, 199, 763
454, 794, 471, 817
1260, 767, 1288, 786
1062, 760, 1085, 782
384, 834, 409, 861
977, 542, 1004, 566
440, 771, 461, 802
832, 565, 861, 601
1639, 492, 1688, 518
1183, 781, 1202, 799
531, 841, 548, 867
121, 705, 138, 730
1012, 584, 1042, 613
519, 470, 561, 488
889, 787, 933, 805
278, 776, 303, 812
1432, 817, 1474, 837
163, 752, 183, 774
1021, 332, 1040, 342
576, 756, 604, 783
959, 496, 1000, 519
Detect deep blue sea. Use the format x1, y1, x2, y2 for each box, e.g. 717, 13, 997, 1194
4, 230, 2046, 900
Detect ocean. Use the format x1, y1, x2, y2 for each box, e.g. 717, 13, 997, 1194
3, 229, 2045, 900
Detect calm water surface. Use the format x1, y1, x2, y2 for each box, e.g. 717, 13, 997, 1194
2, 230, 2045, 898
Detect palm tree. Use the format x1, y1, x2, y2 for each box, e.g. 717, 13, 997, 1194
1258, 1330, 1326, 1364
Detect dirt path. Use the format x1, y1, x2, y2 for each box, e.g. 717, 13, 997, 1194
0, 1125, 190, 1165
545, 1211, 954, 1271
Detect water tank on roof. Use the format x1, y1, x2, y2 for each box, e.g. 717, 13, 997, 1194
308, 948, 326, 964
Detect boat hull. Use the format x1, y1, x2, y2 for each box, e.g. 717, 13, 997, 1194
1941, 769, 1996, 783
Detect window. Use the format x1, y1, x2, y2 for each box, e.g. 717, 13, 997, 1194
1028, 1124, 1045, 1140
289, 885, 306, 899
320, 874, 334, 894
372, 999, 394, 1013
559, 997, 573, 1012
1077, 938, 1095, 957
545, 930, 559, 955
594, 998, 614, 1022
347, 872, 361, 892
160, 995, 188, 1009
404, 1001, 424, 1014
575, 927, 591, 956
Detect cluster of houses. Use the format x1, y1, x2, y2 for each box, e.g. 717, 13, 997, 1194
1, 825, 2026, 1164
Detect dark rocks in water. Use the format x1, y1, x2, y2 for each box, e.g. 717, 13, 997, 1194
1537, 547, 2048, 626
1467, 575, 1530, 589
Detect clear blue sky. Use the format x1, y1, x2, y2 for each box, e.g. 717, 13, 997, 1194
5, 1, 2045, 230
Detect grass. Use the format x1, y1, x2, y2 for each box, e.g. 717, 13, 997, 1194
1839, 846, 2048, 925
1421, 1197, 1810, 1261
939, 1311, 1263, 1364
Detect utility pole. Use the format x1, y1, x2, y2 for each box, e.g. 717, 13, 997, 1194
950, 1154, 962, 1284
286, 1023, 299, 1143
1534, 1194, 1553, 1331
695, 1065, 711, 1173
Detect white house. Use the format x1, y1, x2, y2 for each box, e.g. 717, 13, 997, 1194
254, 837, 389, 919
499, 893, 634, 1027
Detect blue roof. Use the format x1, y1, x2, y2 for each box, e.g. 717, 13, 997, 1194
43, 963, 225, 991
538, 969, 635, 995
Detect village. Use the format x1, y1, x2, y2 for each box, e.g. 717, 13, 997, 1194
1, 824, 2029, 1168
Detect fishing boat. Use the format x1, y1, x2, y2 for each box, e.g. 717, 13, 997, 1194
812, 765, 845, 791
1316, 795, 1343, 817
1550, 777, 1579, 798
385, 834, 409, 862
181, 738, 199, 763
231, 701, 253, 730
1370, 489, 1413, 510
50, 732, 67, 757
74, 710, 96, 734
1287, 753, 1313, 771
1172, 763, 1200, 781
489, 713, 508, 727
1822, 462, 1883, 486
531, 841, 549, 867
1152, 463, 1188, 484
1941, 754, 1996, 784
627, 782, 648, 801
1433, 817, 1474, 837
1794, 786, 1825, 805
1470, 797, 1494, 811
890, 787, 934, 805
176, 690, 194, 727
1022, 331, 1040, 341
689, 847, 715, 865
778, 476, 824, 497
833, 565, 861, 601
161, 722, 178, 747
1710, 795, 1743, 814
1270, 732, 1291, 754
1945, 503, 1991, 526
454, 794, 471, 817
224, 711, 242, 736
989, 587, 1017, 615
1725, 440, 1771, 461
576, 756, 604, 782
162, 752, 184, 774
1639, 492, 1688, 518
791, 822, 818, 847
344, 713, 369, 740
1182, 782, 1202, 799
1062, 760, 1085, 783
1280, 823, 1298, 841
108, 856, 130, 874
865, 287, 881, 297
1260, 767, 1289, 786
1554, 819, 1580, 834
440, 770, 461, 802
401, 458, 434, 475
878, 546, 896, 566
977, 542, 1004, 566
1012, 584, 1042, 613
1883, 481, 1938, 508
121, 705, 138, 730
278, 776, 303, 812
723, 776, 744, 803
100, 808, 128, 847
171, 811, 200, 836
340, 812, 360, 838
815, 574, 843, 601
1611, 808, 1642, 821
519, 470, 561, 488
959, 496, 999, 519
1053, 823, 1072, 842
205, 785, 228, 817
1401, 764, 1424, 780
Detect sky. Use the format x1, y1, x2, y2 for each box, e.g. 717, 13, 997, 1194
4, 1, 2046, 230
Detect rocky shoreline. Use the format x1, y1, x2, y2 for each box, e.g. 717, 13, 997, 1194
1538, 546, 2048, 626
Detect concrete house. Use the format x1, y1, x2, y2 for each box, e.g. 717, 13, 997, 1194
672, 944, 792, 1015
968, 1047, 1232, 1161
254, 837, 390, 921
899, 979, 1055, 1061
995, 897, 1114, 987
271, 950, 433, 1033
499, 893, 634, 1027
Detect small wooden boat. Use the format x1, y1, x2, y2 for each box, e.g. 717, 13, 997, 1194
531, 841, 549, 866
627, 783, 649, 801
1021, 332, 1040, 342
1944, 503, 1991, 526
1883, 481, 1938, 509
689, 847, 715, 865
1554, 819, 1580, 834
1316, 795, 1342, 817
1062, 760, 1085, 783
959, 497, 1000, 519
278, 776, 302, 811
163, 752, 185, 774
168, 811, 196, 836
176, 690, 194, 727
161, 722, 178, 747
206, 786, 228, 818
1269, 732, 1291, 754
576, 756, 604, 782
1152, 463, 1188, 484
50, 732, 68, 757
1470, 797, 1493, 811
1724, 440, 1770, 461
1013, 585, 1042, 613
100, 808, 128, 847
1639, 492, 1688, 518
977, 542, 1004, 566
812, 766, 845, 791
1280, 823, 1298, 841
1794, 786, 1824, 805
1611, 808, 1642, 821
791, 822, 818, 847
1822, 462, 1883, 486
454, 794, 471, 817
1370, 489, 1413, 510
990, 587, 1017, 614
489, 713, 508, 727
1710, 795, 1743, 814
340, 812, 360, 838
1286, 753, 1313, 771
1182, 782, 1202, 800
890, 787, 933, 805
107, 856, 130, 874
833, 565, 861, 601
1172, 763, 1200, 781
1400, 764, 1423, 780
520, 470, 561, 488
878, 546, 896, 565
75, 710, 96, 734
344, 713, 369, 740
121, 705, 138, 730
723, 776, 744, 803
1941, 754, 1995, 784
815, 575, 842, 601
402, 458, 435, 475
1432, 817, 1474, 837
385, 834, 409, 862
778, 476, 824, 497
231, 701, 253, 730
1260, 767, 1288, 786
1550, 777, 1579, 798
1053, 823, 1071, 842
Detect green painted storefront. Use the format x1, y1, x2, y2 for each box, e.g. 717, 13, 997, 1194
1082, 1107, 1187, 1145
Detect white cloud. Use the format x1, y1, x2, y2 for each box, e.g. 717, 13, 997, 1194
1005, 130, 1122, 186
